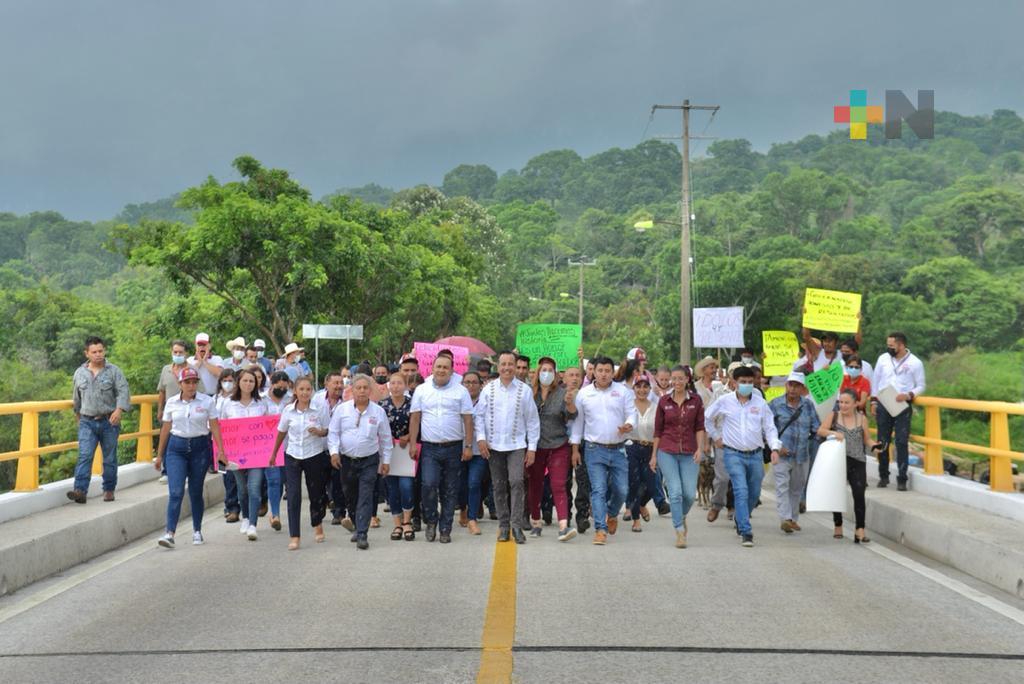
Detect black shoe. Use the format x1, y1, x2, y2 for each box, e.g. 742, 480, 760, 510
425, 523, 437, 542
741, 534, 754, 547
529, 526, 542, 538
356, 537, 369, 550
542, 510, 552, 526
897, 481, 908, 491
350, 532, 358, 543
576, 519, 590, 535
498, 528, 510, 542
489, 510, 498, 521
412, 518, 422, 532
657, 502, 671, 516
512, 528, 526, 544
331, 516, 342, 526
878, 479, 889, 488
439, 531, 451, 544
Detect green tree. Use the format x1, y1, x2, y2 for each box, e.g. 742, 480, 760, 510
441, 164, 498, 200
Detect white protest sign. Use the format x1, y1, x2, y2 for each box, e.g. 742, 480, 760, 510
693, 306, 744, 348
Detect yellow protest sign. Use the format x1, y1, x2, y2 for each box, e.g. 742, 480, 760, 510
764, 386, 785, 402
761, 330, 799, 377
803, 288, 862, 333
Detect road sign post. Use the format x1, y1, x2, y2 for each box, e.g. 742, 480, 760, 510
301, 324, 364, 386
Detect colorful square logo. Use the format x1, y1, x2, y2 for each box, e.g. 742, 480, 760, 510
833, 90, 884, 139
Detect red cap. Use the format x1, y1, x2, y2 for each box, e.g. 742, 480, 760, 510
178, 367, 200, 382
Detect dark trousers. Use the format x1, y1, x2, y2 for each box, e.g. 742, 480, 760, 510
834, 457, 868, 529
328, 464, 349, 519
573, 444, 591, 525
222, 471, 240, 514
342, 454, 380, 537
876, 405, 911, 484
420, 442, 462, 533
284, 452, 330, 537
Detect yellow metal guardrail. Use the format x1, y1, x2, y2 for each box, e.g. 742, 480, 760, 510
0, 395, 158, 492
895, 396, 1024, 492
0, 393, 1020, 492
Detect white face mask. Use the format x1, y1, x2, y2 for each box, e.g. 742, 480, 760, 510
256, 350, 265, 358
538, 370, 556, 386
232, 349, 244, 360
343, 377, 352, 387
221, 381, 235, 393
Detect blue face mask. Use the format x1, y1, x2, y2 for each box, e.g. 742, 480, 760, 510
846, 367, 861, 379
172, 354, 186, 365
737, 383, 754, 397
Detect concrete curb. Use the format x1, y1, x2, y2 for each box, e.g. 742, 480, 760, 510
0, 476, 225, 597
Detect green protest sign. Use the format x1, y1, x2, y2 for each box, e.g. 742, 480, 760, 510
805, 362, 844, 405
515, 323, 582, 371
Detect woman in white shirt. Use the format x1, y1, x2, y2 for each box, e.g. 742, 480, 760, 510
154, 368, 226, 549
221, 369, 271, 540
271, 377, 330, 551
624, 377, 659, 532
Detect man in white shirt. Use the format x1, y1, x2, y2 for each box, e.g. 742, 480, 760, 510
314, 372, 351, 528
871, 331, 926, 491
408, 354, 475, 544
704, 365, 781, 548
569, 356, 636, 546
187, 332, 224, 395
328, 374, 392, 549
475, 351, 541, 544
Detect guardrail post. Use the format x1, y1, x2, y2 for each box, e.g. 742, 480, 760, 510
923, 404, 943, 475
14, 410, 41, 492
137, 401, 154, 462
989, 411, 1013, 492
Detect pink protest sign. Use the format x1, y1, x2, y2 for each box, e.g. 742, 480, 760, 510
413, 342, 470, 379
214, 415, 282, 469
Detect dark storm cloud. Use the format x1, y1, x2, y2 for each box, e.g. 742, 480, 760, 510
0, 0, 1021, 219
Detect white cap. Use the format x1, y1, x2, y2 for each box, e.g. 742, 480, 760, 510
195, 332, 210, 344
626, 346, 647, 362
253, 339, 266, 349
283, 342, 304, 357
225, 336, 246, 352
786, 372, 806, 386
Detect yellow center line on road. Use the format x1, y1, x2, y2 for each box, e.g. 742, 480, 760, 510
476, 540, 517, 683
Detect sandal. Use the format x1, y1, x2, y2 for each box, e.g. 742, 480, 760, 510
288, 537, 300, 551
833, 526, 844, 539
854, 529, 871, 544
631, 521, 642, 533
403, 524, 415, 541
639, 507, 651, 522
314, 524, 325, 543
391, 526, 403, 541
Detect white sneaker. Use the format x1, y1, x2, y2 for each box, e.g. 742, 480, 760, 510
192, 531, 204, 545
158, 475, 168, 484
246, 525, 258, 541
157, 532, 175, 549
240, 518, 250, 534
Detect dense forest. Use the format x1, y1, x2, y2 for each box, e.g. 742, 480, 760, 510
2, 109, 1023, 489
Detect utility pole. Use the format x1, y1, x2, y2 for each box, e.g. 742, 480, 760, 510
651, 99, 719, 365
567, 256, 597, 328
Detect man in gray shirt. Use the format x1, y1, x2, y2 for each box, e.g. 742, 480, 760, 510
68, 336, 131, 504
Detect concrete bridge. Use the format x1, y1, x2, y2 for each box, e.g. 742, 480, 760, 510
1, 396, 1023, 683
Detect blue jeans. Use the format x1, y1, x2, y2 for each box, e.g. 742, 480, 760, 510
420, 442, 463, 533
73, 417, 120, 494
265, 466, 283, 517
165, 435, 210, 533
342, 454, 380, 537
459, 455, 489, 521
723, 448, 764, 536
657, 450, 698, 530
233, 468, 265, 525
584, 442, 628, 532
387, 475, 415, 514
222, 470, 240, 514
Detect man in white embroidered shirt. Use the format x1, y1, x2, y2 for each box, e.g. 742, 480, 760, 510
328, 374, 393, 550
569, 356, 636, 546
870, 331, 925, 491
704, 365, 781, 548
475, 351, 541, 544
408, 354, 475, 544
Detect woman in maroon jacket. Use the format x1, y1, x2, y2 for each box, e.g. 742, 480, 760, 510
651, 365, 706, 548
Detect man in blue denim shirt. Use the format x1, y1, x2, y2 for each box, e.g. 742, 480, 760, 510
768, 372, 820, 534
68, 336, 131, 504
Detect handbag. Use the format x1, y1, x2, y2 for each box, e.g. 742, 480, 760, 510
763, 402, 804, 464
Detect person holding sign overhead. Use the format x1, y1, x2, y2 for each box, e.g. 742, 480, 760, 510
272, 377, 330, 550
328, 375, 393, 550
871, 332, 925, 491
704, 366, 781, 548
154, 367, 227, 549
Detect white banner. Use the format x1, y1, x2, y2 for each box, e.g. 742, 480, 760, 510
693, 306, 744, 348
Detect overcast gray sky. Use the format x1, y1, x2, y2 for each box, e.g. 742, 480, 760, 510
1, 0, 1021, 220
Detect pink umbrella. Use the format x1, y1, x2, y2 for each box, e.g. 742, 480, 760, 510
434, 336, 496, 357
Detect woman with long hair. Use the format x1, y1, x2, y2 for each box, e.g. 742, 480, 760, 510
527, 358, 578, 542
222, 368, 270, 540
